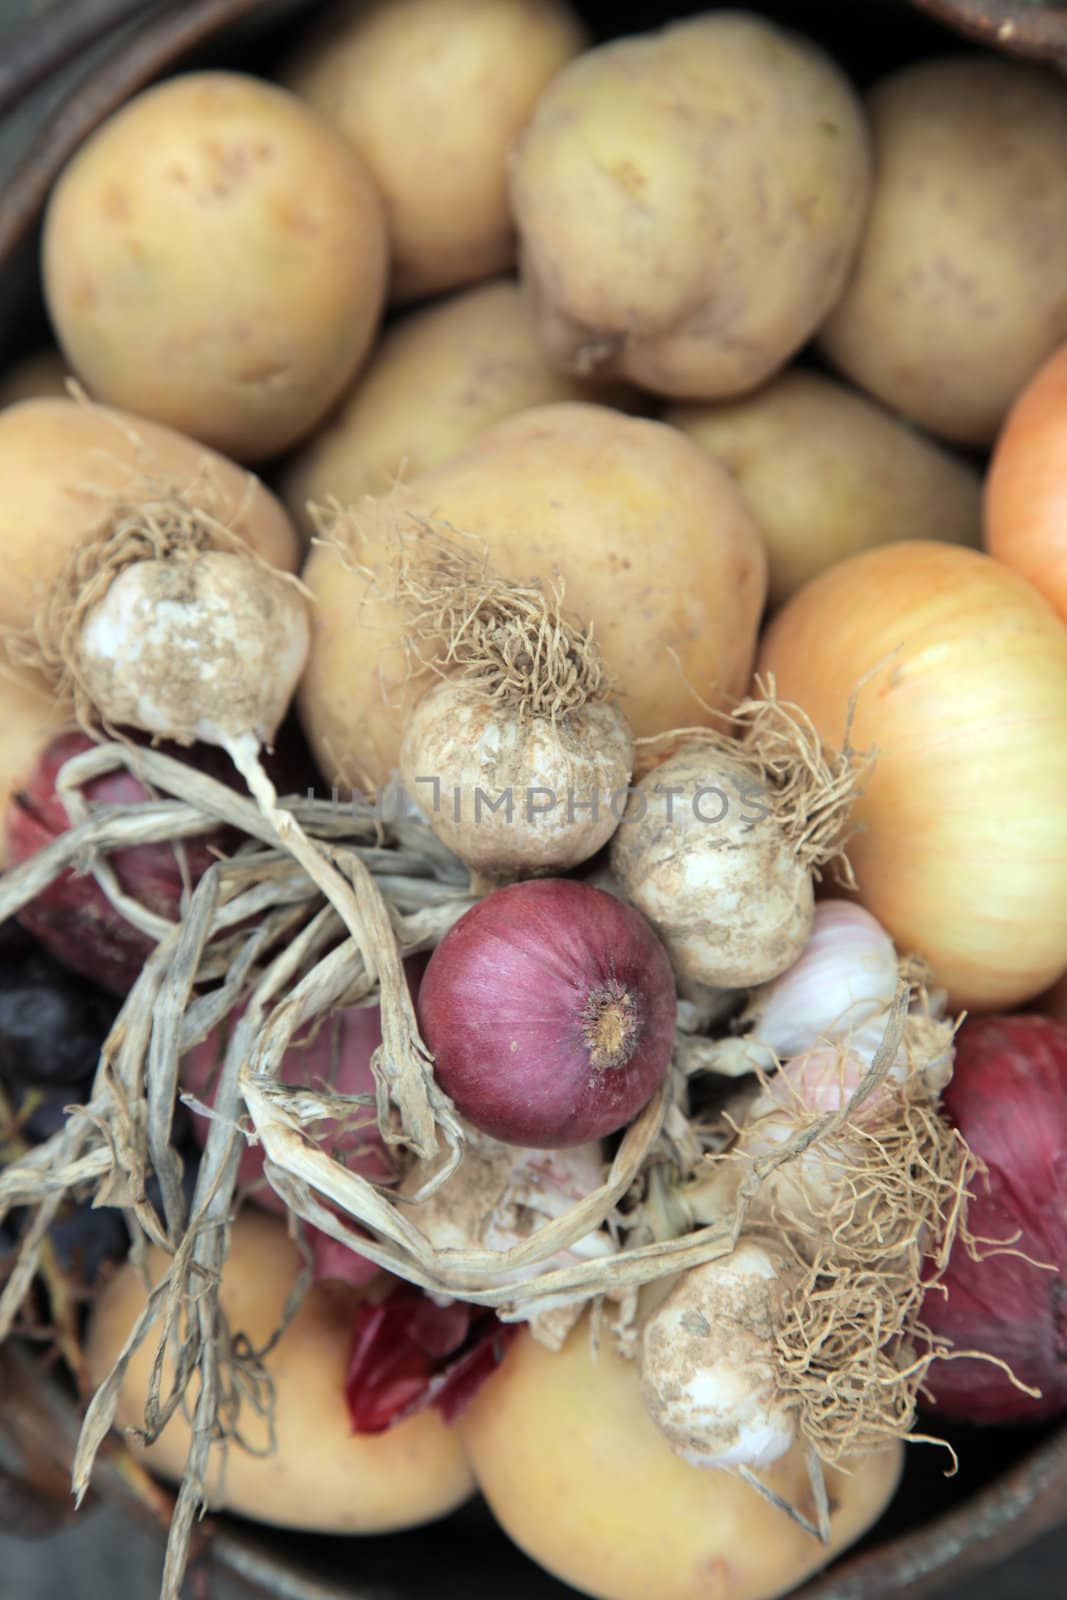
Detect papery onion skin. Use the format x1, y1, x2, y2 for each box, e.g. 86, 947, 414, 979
6, 731, 228, 994
180, 967, 425, 1287
985, 340, 1067, 625
921, 1015, 1067, 1424
6, 727, 312, 995
759, 541, 1067, 1010
418, 879, 676, 1147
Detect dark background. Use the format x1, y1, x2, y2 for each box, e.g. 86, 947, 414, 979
0, 0, 1064, 1596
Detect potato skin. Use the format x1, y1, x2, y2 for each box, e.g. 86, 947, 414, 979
42, 72, 387, 463
818, 56, 1067, 447
512, 12, 871, 399
460, 1319, 903, 1600
668, 369, 981, 610
86, 1211, 476, 1534
283, 0, 586, 303
0, 399, 299, 635
279, 279, 605, 534
297, 402, 766, 791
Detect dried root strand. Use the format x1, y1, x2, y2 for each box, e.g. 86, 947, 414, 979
757, 1080, 980, 1465
637, 672, 873, 881
314, 503, 610, 721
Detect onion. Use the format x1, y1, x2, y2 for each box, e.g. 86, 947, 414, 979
418, 879, 676, 1147
758, 541, 1067, 1009
985, 339, 1067, 624
345, 1286, 518, 1434
7, 731, 234, 994
181, 973, 426, 1287
921, 1015, 1067, 1424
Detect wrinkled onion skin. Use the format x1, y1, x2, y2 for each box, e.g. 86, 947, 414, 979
986, 341, 1067, 624
922, 1015, 1067, 1423
758, 541, 1067, 1011
419, 879, 676, 1147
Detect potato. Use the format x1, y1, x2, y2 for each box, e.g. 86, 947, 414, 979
297, 402, 767, 790
42, 72, 387, 463
818, 57, 1067, 447
0, 399, 299, 635
460, 1319, 903, 1600
0, 349, 71, 409
283, 0, 586, 303
512, 13, 871, 400
0, 672, 72, 868
280, 279, 622, 533
667, 369, 982, 610
86, 1210, 475, 1534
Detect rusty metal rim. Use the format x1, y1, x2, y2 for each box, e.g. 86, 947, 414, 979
0, 0, 1065, 1594
910, 0, 1067, 60
0, 0, 280, 265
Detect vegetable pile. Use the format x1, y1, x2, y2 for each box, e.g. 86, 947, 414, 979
0, 4, 1065, 1600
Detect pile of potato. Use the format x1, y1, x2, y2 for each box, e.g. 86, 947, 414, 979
4, 3, 1067, 1598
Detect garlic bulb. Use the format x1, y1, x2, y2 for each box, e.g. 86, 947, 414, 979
400, 677, 633, 875
639, 1241, 796, 1470
77, 551, 309, 749
705, 900, 899, 1074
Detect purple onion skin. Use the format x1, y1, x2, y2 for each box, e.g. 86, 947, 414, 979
418, 879, 677, 1148
922, 1015, 1067, 1425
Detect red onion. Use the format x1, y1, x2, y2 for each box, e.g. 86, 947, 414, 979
418, 879, 676, 1148
345, 1286, 518, 1434
6, 727, 312, 995
182, 960, 426, 1287
921, 1015, 1067, 1424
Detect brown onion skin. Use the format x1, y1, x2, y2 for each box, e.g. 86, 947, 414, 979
418, 879, 676, 1148
921, 1015, 1067, 1424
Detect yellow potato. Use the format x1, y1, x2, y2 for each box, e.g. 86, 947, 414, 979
86, 1210, 475, 1534
43, 72, 387, 463
460, 1320, 904, 1600
0, 398, 299, 636
297, 402, 767, 790
282, 0, 586, 302
0, 672, 72, 868
512, 13, 871, 399
818, 56, 1067, 447
668, 369, 981, 610
280, 278, 623, 534
0, 348, 71, 408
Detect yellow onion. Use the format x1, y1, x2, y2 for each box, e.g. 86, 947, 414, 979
758, 541, 1067, 1010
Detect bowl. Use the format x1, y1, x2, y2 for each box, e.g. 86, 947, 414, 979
0, 2, 1064, 1597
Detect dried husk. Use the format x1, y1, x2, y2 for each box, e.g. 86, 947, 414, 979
0, 723, 980, 1595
